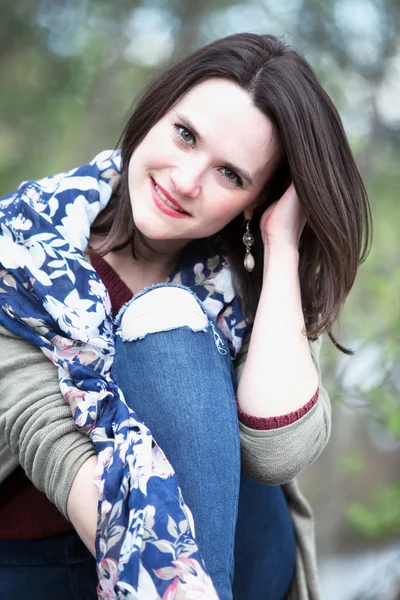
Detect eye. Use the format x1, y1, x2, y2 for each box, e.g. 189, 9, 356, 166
219, 167, 243, 188
174, 123, 196, 146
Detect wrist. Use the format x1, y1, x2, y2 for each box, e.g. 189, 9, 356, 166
263, 240, 300, 266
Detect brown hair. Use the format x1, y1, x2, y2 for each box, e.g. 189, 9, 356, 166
92, 33, 372, 352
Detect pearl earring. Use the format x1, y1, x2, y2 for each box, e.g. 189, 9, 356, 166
242, 220, 255, 272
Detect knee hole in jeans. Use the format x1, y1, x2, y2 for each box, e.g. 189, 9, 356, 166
118, 286, 208, 341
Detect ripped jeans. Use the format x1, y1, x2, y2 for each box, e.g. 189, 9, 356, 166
113, 284, 296, 600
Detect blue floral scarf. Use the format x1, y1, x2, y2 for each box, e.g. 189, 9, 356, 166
0, 151, 247, 598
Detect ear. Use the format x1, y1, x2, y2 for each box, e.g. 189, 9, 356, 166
243, 207, 254, 221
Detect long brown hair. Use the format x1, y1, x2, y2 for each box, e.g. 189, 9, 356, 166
92, 33, 372, 352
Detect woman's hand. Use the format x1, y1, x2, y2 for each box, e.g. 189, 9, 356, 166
259, 183, 306, 251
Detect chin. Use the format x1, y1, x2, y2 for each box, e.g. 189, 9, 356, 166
132, 215, 170, 241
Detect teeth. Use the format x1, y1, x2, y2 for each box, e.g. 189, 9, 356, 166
155, 184, 185, 213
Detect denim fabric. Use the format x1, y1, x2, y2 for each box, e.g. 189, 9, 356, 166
113, 323, 240, 599
112, 288, 296, 600
0, 533, 97, 600
233, 476, 297, 600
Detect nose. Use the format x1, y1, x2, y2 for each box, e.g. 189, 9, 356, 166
170, 161, 204, 199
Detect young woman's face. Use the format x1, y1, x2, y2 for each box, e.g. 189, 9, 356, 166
128, 78, 279, 248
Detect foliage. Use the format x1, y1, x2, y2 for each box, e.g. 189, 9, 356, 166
346, 485, 400, 539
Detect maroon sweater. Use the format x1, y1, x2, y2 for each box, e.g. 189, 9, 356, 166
0, 256, 318, 539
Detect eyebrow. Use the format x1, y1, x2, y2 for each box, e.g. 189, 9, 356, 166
175, 112, 255, 186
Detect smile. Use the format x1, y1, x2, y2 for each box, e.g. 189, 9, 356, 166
155, 184, 185, 212
151, 178, 190, 218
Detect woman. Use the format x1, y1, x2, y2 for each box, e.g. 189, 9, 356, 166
0, 33, 371, 599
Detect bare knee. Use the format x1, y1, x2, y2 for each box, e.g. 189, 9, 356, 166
118, 286, 208, 341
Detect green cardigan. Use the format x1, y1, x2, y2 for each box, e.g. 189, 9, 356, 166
0, 324, 330, 599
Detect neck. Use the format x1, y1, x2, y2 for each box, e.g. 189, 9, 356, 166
89, 233, 184, 296
132, 235, 184, 269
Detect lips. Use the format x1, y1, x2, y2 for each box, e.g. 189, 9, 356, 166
151, 178, 190, 215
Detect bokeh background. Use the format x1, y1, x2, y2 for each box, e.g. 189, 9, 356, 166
1, 1, 399, 598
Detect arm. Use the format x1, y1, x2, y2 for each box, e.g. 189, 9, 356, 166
0, 325, 96, 519
67, 456, 98, 555
237, 185, 318, 418
236, 185, 331, 483
237, 246, 318, 417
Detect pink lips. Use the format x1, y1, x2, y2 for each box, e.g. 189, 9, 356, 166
151, 178, 190, 219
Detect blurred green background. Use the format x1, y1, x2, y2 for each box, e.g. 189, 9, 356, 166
1, 0, 399, 597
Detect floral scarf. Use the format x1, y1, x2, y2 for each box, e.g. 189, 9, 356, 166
0, 150, 247, 598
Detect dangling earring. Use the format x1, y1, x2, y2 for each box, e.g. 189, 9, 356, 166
242, 219, 255, 272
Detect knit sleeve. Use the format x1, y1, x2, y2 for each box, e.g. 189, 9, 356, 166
0, 325, 95, 518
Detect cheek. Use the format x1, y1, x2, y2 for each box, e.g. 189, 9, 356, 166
205, 182, 254, 219
140, 126, 180, 169
203, 193, 247, 229
128, 130, 169, 174
139, 146, 179, 174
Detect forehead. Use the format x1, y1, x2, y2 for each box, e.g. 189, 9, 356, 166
171, 78, 277, 180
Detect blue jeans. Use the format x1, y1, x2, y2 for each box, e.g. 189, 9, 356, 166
0, 534, 97, 600
113, 285, 296, 599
